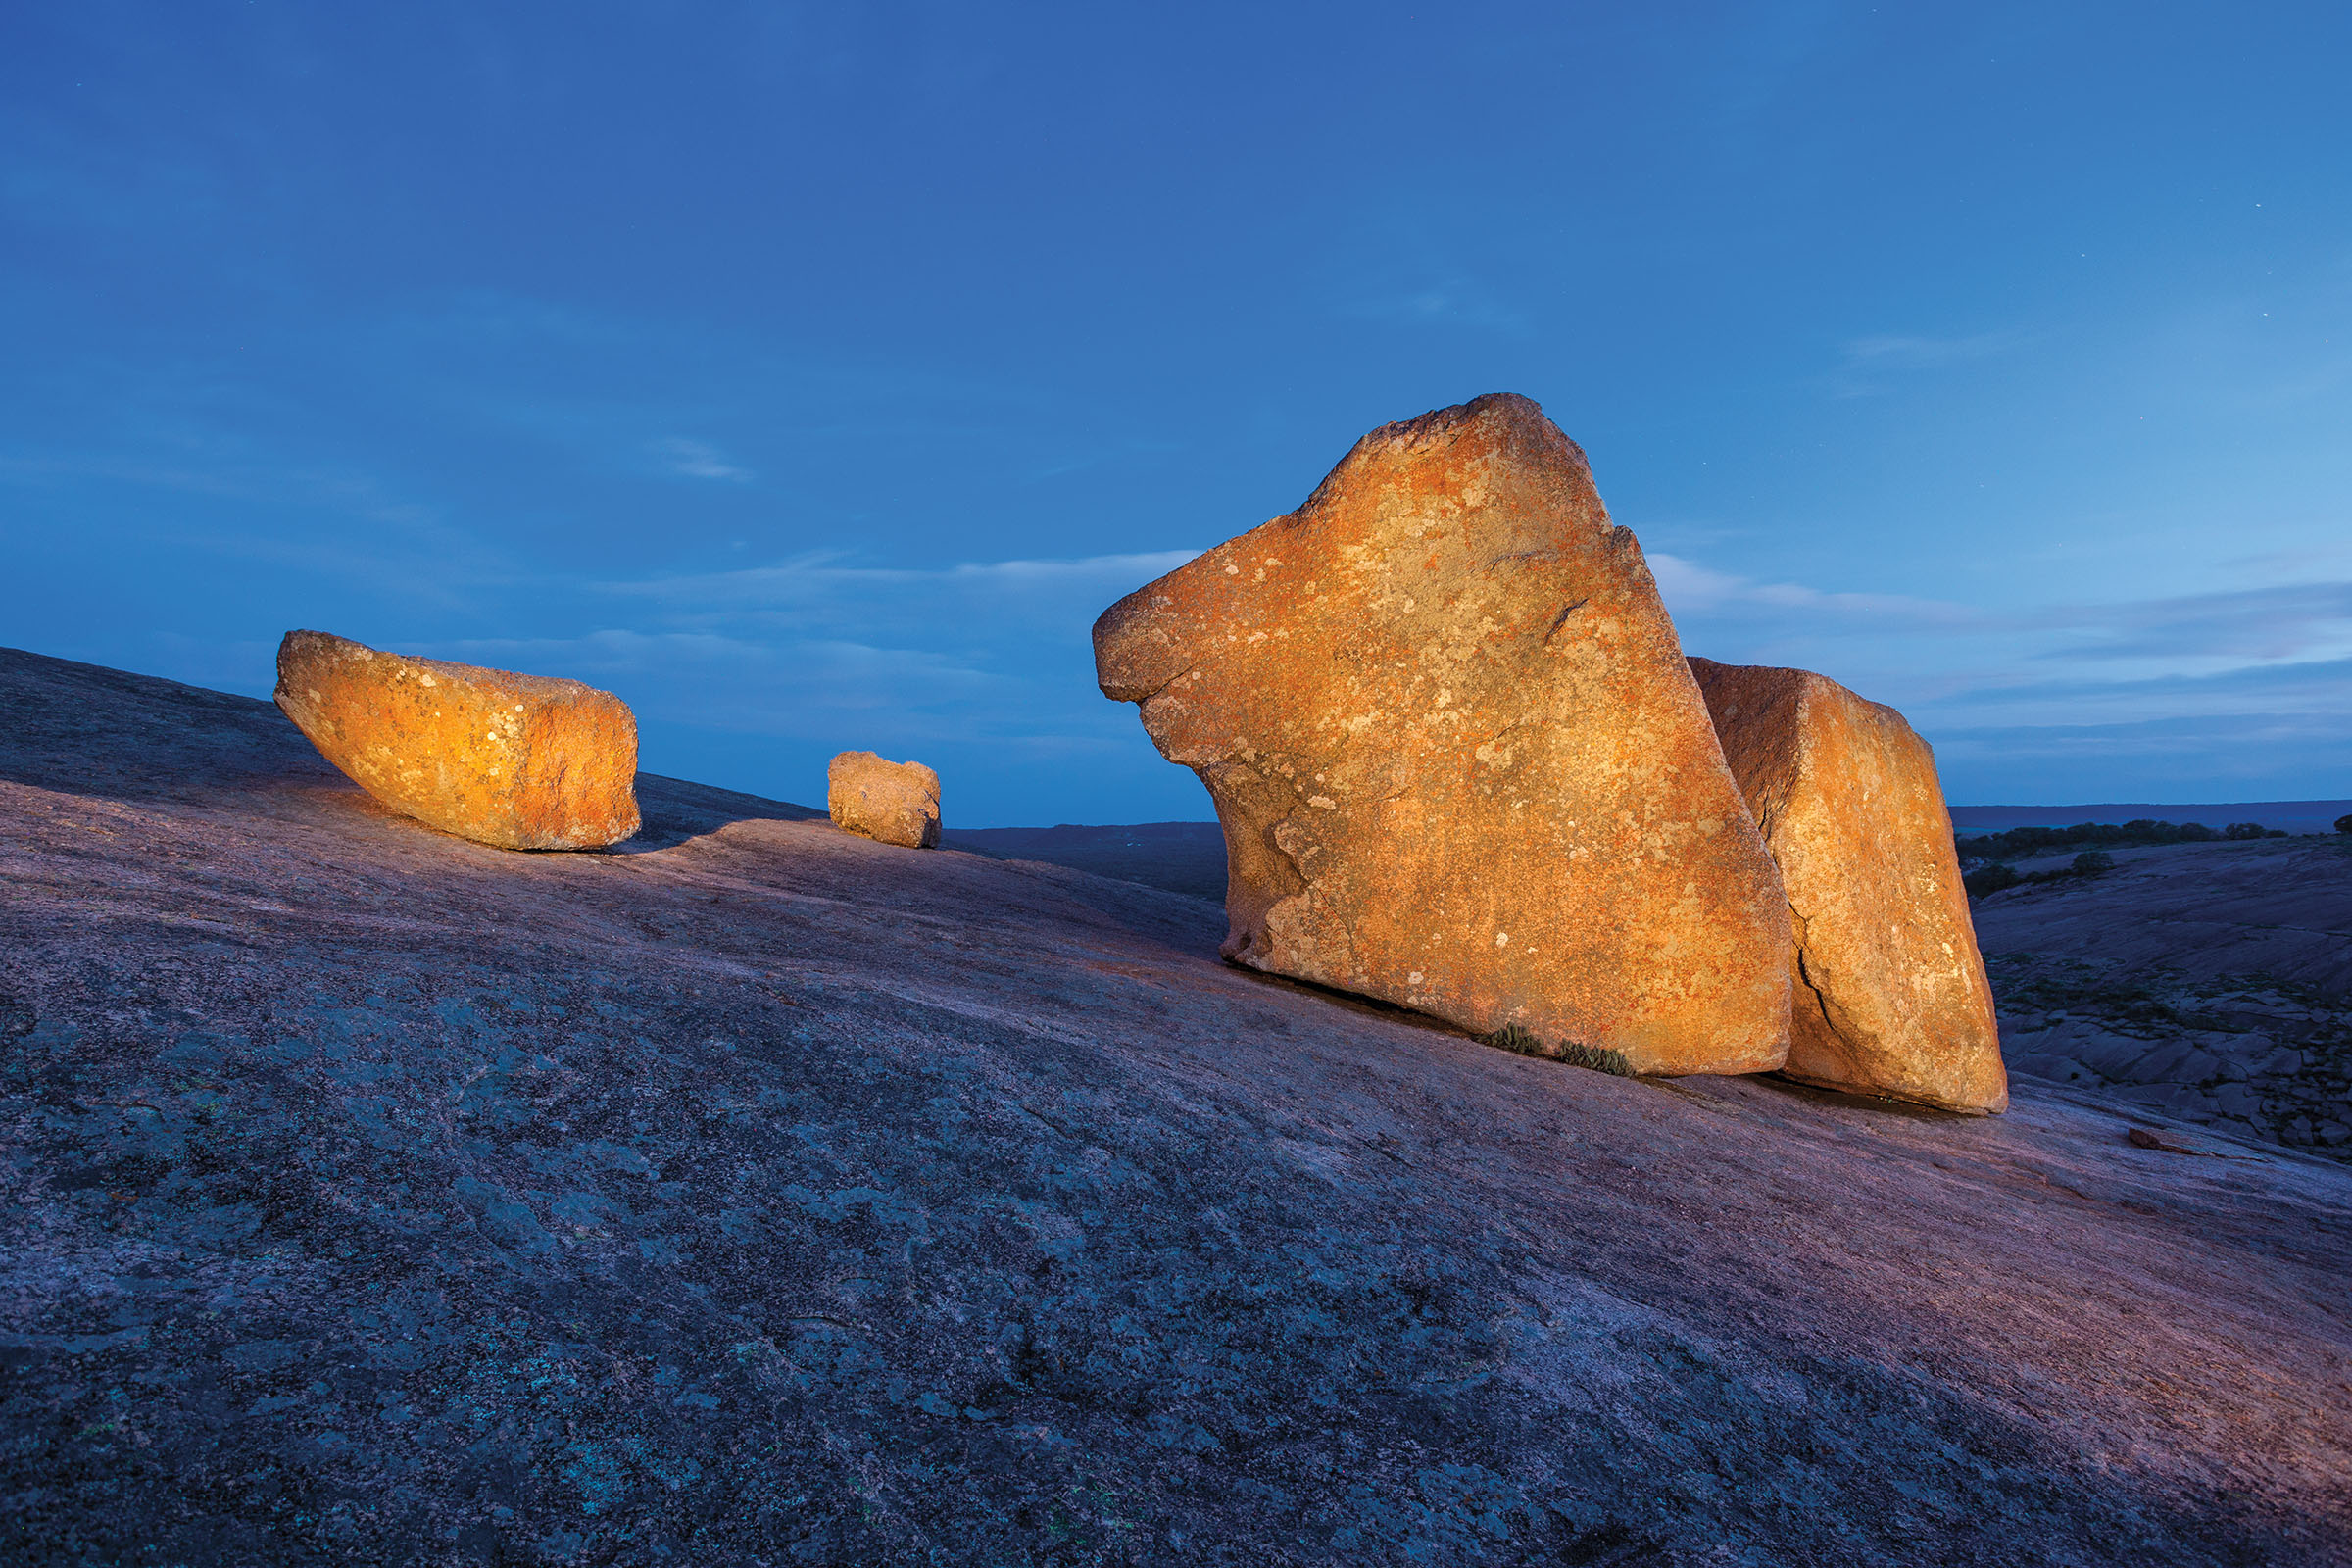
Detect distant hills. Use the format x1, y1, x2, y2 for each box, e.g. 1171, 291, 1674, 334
947, 802, 2352, 904
942, 820, 1228, 901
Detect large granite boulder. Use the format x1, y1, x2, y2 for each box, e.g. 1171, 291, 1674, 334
828, 751, 943, 848
1094, 394, 1791, 1075
273, 629, 640, 850
1689, 658, 2006, 1113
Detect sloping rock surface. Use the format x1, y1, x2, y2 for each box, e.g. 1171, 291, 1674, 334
274, 629, 640, 850
1690, 658, 2005, 1113
1095, 394, 1791, 1075
4, 645, 2350, 1567
1976, 837, 2352, 1154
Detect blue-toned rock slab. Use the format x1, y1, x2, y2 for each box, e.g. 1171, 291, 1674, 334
3, 646, 2349, 1565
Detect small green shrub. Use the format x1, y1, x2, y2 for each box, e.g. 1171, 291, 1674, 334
1557, 1040, 1636, 1077
1484, 1024, 1635, 1077
1488, 1023, 1548, 1057
2071, 850, 2115, 876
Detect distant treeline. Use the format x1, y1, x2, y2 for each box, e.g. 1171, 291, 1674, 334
1955, 818, 2306, 899
1956, 818, 2286, 865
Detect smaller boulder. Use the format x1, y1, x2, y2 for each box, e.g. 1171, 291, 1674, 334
274, 629, 640, 850
1690, 657, 2005, 1114
828, 752, 942, 848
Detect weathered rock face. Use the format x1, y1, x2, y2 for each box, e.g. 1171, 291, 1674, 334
828, 751, 942, 848
1689, 658, 2006, 1113
1094, 394, 1791, 1075
273, 629, 640, 850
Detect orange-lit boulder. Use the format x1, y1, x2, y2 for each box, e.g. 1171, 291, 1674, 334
828, 752, 942, 848
273, 630, 640, 850
1689, 658, 2006, 1113
1094, 394, 1791, 1075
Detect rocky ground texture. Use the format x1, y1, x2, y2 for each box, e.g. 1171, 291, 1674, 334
1975, 838, 2352, 1156
4, 647, 2350, 1565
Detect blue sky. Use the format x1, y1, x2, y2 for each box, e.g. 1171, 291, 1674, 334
5, 2, 2348, 825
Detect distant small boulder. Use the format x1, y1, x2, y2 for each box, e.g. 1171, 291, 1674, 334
2337, 813, 2352, 835
273, 629, 640, 851
828, 752, 942, 848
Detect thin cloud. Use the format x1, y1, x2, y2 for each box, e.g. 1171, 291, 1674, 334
2033, 580, 2352, 666
598, 549, 1201, 609
414, 628, 1009, 735
1839, 331, 2025, 369
653, 438, 753, 482
1027, 436, 1188, 482
1646, 550, 1975, 622
1338, 276, 1527, 332
1830, 330, 2028, 397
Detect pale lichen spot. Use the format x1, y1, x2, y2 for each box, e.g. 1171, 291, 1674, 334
1494, 932, 1509, 946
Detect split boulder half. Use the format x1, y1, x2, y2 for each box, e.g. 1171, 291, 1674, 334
1689, 658, 2007, 1113
273, 629, 641, 850
828, 752, 943, 848
1094, 394, 1791, 1074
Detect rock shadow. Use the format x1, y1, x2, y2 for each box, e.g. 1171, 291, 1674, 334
621, 773, 826, 853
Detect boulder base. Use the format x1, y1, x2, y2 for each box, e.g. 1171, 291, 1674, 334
273, 630, 639, 850
828, 752, 942, 848
1094, 394, 1791, 1075
1690, 658, 2006, 1113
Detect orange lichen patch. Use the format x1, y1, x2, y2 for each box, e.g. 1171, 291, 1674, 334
272, 629, 639, 851
827, 752, 942, 849
1093, 394, 1791, 1074
1690, 658, 2006, 1113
